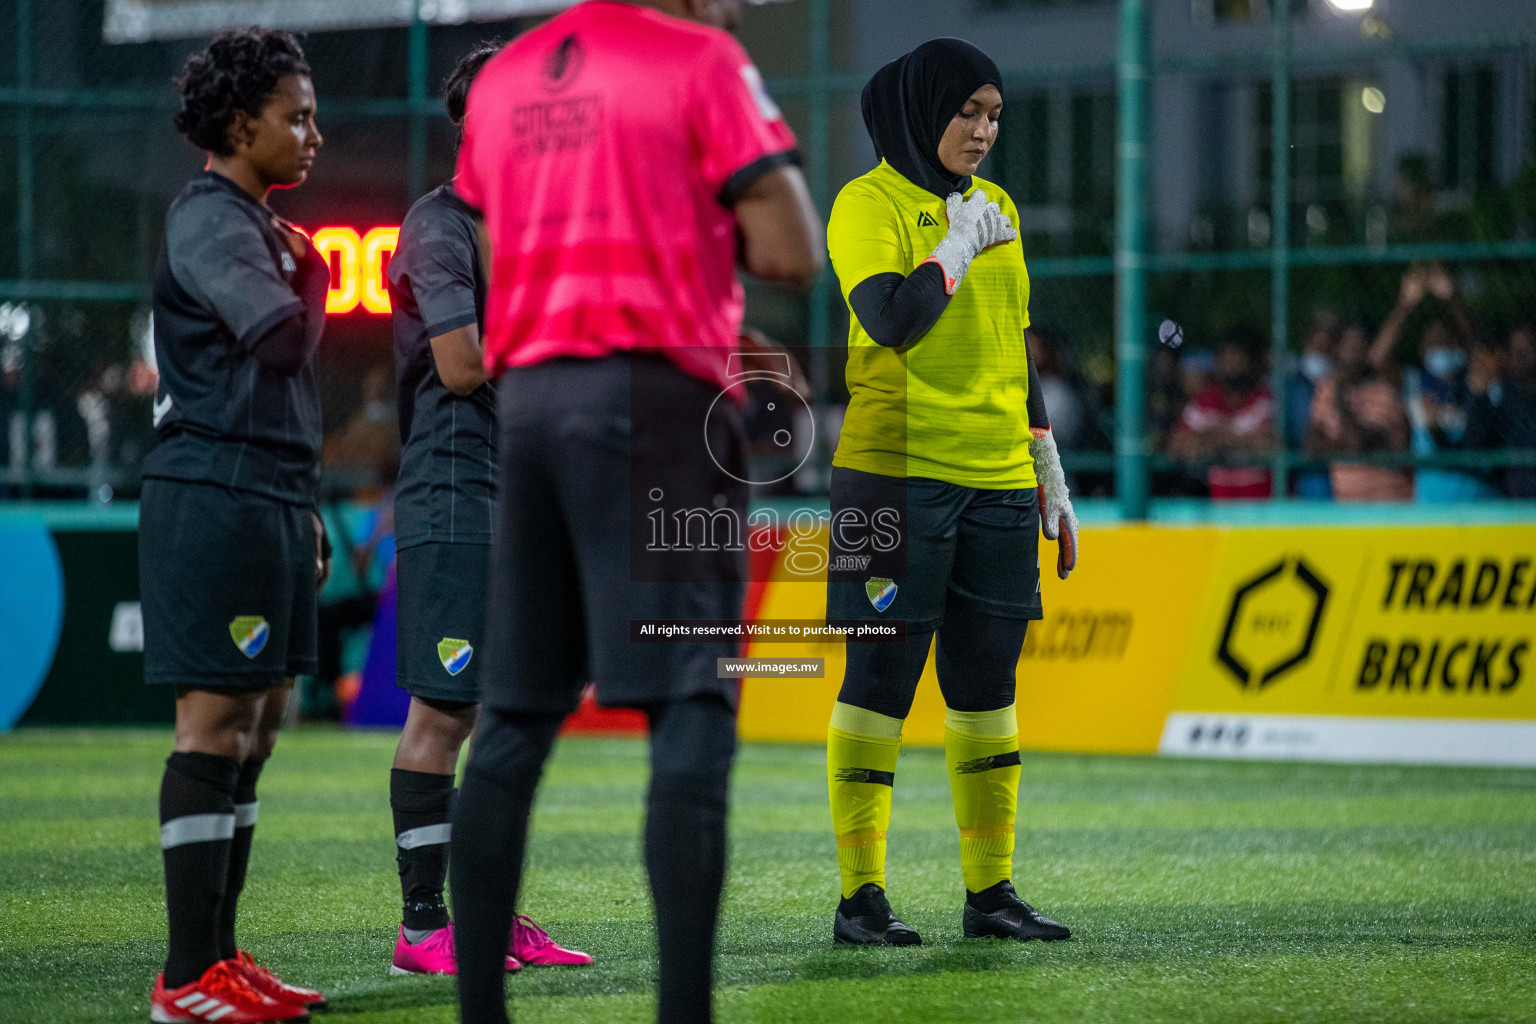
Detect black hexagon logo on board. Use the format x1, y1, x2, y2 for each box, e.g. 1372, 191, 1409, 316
1216, 556, 1329, 690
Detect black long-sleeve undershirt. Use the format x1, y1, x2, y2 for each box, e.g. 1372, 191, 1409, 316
850, 265, 1054, 435
1026, 356, 1050, 434
847, 264, 951, 348
250, 247, 330, 375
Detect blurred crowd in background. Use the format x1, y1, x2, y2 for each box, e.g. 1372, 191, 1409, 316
8, 3, 1536, 508
1140, 262, 1536, 501
5, 99, 1536, 504
5, 256, 1536, 504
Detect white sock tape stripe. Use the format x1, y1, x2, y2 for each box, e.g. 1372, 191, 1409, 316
396, 823, 453, 849
160, 813, 236, 849
233, 801, 259, 828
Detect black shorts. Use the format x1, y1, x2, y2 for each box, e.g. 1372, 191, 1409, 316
481, 355, 747, 715
396, 541, 488, 704
139, 478, 318, 688
825, 466, 1043, 631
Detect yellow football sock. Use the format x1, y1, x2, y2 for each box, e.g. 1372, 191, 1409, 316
944, 703, 1020, 893
827, 701, 904, 899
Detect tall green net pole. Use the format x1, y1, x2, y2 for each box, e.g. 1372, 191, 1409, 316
807, 0, 833, 421
408, 3, 429, 203
16, 0, 35, 498
1269, 0, 1292, 499
1115, 0, 1150, 520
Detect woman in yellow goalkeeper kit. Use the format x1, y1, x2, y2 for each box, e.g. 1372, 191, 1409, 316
823, 37, 1079, 946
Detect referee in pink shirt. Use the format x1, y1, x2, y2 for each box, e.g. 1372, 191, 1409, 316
447, 2, 821, 1023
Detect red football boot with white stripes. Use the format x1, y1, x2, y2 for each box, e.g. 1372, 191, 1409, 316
150, 959, 310, 1023
234, 951, 328, 1011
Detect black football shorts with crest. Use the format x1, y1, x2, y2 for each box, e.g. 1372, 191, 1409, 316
139, 478, 318, 688
824, 465, 1043, 633
395, 540, 489, 704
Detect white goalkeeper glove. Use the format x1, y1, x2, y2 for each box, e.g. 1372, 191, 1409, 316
1028, 428, 1079, 580
921, 189, 1017, 296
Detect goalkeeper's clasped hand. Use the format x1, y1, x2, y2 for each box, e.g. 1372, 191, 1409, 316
1028, 427, 1079, 579
921, 189, 1017, 296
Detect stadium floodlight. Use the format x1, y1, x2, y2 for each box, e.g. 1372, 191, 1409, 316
104, 0, 577, 43
1324, 0, 1374, 11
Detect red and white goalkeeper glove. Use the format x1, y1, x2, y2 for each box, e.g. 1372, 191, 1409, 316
1029, 428, 1078, 580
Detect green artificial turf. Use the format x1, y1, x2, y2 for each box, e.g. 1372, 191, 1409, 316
0, 728, 1533, 1023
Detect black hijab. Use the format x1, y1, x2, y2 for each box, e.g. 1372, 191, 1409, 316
861, 38, 1003, 199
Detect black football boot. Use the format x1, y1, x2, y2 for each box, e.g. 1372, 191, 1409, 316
962, 880, 1071, 941
833, 883, 922, 946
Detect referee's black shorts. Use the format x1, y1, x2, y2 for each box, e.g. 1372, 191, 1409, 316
481, 354, 747, 715
139, 477, 318, 688
825, 465, 1043, 632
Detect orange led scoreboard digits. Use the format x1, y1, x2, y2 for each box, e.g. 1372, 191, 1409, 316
309, 225, 400, 314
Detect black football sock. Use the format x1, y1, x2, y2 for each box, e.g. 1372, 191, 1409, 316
644, 696, 736, 1024
645, 773, 730, 1024
451, 709, 561, 1024
218, 755, 266, 961
391, 768, 456, 937
161, 751, 241, 988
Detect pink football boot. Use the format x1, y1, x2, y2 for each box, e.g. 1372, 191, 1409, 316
390, 924, 521, 976
510, 915, 594, 966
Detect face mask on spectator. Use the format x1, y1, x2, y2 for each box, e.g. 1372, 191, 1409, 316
1300, 353, 1331, 383
1424, 348, 1465, 380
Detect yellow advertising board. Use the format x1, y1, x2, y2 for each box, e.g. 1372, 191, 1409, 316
737, 522, 1536, 765
739, 525, 1216, 753
1162, 526, 1536, 764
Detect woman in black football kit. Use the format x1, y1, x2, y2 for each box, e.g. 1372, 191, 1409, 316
383, 41, 591, 975
142, 29, 329, 1023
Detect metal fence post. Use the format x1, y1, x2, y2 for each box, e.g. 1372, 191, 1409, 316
1269, 0, 1292, 498
807, 0, 833, 417
801, 0, 837, 493
408, 2, 429, 203
1115, 0, 1150, 520
16, 0, 35, 498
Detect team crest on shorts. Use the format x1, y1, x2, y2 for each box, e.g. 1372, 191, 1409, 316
229, 616, 270, 659
438, 638, 474, 676
865, 578, 898, 613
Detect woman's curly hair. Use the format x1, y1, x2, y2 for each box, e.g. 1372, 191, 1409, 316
173, 28, 311, 156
